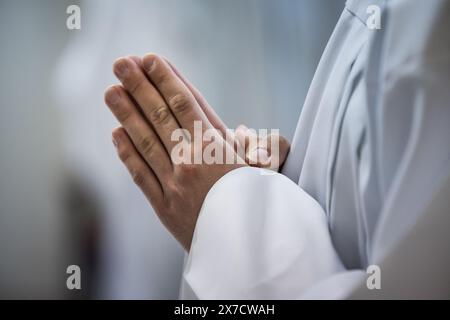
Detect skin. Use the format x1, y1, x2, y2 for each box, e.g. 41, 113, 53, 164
104, 54, 289, 251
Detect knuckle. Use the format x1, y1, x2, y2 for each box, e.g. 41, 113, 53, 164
150, 105, 171, 125
116, 108, 132, 123
169, 93, 192, 115
279, 135, 290, 148
176, 163, 198, 180
164, 180, 179, 196
130, 169, 146, 187
269, 134, 289, 150
137, 135, 157, 156
118, 148, 130, 162
128, 77, 145, 96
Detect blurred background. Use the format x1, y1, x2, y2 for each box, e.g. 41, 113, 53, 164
0, 0, 344, 299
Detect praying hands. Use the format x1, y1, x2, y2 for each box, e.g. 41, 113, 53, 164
104, 54, 289, 251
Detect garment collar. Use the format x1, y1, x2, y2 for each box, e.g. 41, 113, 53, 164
346, 0, 385, 25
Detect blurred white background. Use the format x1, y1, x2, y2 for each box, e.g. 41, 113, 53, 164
0, 0, 344, 299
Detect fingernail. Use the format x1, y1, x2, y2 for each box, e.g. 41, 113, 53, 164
143, 56, 155, 72
248, 147, 270, 164
128, 55, 142, 66
105, 87, 121, 106
236, 124, 248, 132
114, 58, 130, 79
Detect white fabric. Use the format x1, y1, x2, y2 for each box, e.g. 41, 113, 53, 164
181, 0, 450, 299
185, 167, 344, 299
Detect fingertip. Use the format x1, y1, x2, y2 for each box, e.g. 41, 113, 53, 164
112, 126, 124, 137
112, 56, 126, 71
111, 127, 123, 147
113, 56, 134, 79
247, 147, 270, 167
236, 124, 248, 133
142, 52, 160, 72
104, 85, 121, 106
127, 55, 142, 67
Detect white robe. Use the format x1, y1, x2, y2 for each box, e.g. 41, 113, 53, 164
181, 0, 450, 299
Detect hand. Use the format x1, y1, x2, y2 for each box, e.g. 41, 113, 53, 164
105, 54, 245, 251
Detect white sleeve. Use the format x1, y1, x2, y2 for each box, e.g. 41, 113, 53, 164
181, 167, 345, 299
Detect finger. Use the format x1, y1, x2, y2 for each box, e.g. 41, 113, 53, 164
105, 85, 172, 181
142, 53, 213, 135
266, 133, 290, 168
112, 127, 164, 207
128, 55, 142, 66
248, 134, 290, 169
247, 147, 271, 168
163, 57, 227, 135
235, 125, 249, 149
235, 125, 258, 153
234, 126, 260, 165
246, 130, 270, 167
113, 57, 181, 152
234, 126, 271, 167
